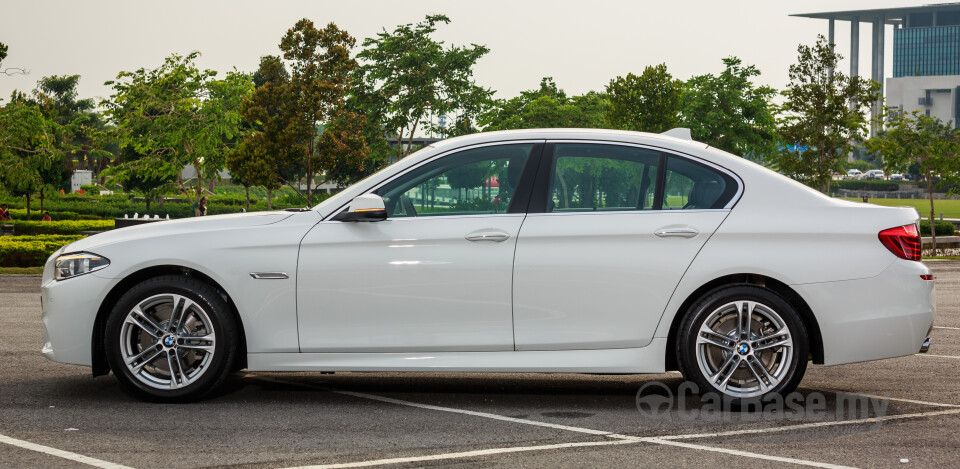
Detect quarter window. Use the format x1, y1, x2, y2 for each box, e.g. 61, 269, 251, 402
375, 144, 534, 217
661, 155, 736, 210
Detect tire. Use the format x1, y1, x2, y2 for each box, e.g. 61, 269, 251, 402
104, 275, 238, 402
676, 284, 809, 402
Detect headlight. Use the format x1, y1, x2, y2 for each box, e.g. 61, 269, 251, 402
55, 252, 110, 280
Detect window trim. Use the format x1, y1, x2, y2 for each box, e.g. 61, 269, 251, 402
528, 140, 743, 214
323, 140, 546, 222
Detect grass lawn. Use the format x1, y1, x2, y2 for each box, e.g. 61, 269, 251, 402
0, 266, 43, 275
839, 197, 960, 218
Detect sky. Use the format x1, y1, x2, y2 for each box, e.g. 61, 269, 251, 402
0, 0, 922, 106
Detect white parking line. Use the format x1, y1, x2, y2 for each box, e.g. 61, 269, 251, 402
933, 326, 960, 330
0, 433, 134, 469
920, 354, 960, 359
822, 390, 960, 408
647, 439, 856, 469
282, 439, 638, 469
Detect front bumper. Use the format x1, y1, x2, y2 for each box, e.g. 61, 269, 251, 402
40, 258, 117, 367
793, 259, 935, 366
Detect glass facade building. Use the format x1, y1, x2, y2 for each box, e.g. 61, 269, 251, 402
893, 26, 960, 77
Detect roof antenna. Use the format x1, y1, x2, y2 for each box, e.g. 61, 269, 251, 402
661, 128, 692, 140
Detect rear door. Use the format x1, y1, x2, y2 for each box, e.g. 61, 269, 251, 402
511, 142, 740, 350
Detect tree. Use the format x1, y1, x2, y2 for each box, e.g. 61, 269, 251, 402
228, 55, 291, 210
606, 64, 683, 133
103, 52, 253, 205
865, 109, 960, 253
774, 35, 881, 193
681, 57, 779, 160
313, 110, 371, 188
0, 102, 63, 216
104, 145, 176, 213
479, 77, 609, 131
280, 19, 359, 205
356, 14, 492, 158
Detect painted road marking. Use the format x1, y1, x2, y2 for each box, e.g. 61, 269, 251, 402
0, 433, 134, 469
647, 439, 856, 469
920, 354, 960, 359
933, 326, 960, 330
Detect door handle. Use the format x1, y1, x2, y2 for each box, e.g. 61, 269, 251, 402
465, 231, 510, 242
654, 227, 699, 238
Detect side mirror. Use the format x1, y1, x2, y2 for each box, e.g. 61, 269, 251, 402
332, 194, 388, 222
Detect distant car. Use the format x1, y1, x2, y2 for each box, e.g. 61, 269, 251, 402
846, 169, 863, 180
863, 170, 886, 180
890, 173, 904, 181
40, 128, 935, 403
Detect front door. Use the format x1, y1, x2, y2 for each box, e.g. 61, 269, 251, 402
296, 142, 541, 352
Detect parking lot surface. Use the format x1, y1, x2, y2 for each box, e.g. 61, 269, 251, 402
2, 263, 960, 468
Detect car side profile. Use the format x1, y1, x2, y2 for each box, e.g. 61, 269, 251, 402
40, 128, 935, 402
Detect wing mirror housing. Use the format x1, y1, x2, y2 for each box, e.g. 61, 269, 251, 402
332, 194, 388, 222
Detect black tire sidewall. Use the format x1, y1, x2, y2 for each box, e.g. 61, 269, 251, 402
676, 285, 809, 401
104, 275, 236, 402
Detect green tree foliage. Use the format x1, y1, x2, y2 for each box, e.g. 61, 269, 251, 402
774, 36, 881, 193
355, 14, 492, 158
228, 55, 291, 210
0, 102, 63, 216
606, 64, 683, 133
479, 77, 609, 130
314, 110, 371, 188
681, 57, 778, 160
866, 109, 960, 252
280, 19, 359, 204
110, 145, 176, 212
103, 52, 253, 204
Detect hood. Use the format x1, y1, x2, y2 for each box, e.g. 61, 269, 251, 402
64, 211, 294, 253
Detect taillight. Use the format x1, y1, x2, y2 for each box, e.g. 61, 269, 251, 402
878, 224, 922, 261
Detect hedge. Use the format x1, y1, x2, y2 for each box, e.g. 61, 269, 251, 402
5, 209, 102, 221
0, 235, 86, 267
834, 180, 903, 192
7, 220, 115, 235
920, 220, 956, 237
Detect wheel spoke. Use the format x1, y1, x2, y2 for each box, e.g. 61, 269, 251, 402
709, 354, 738, 390
168, 295, 189, 334
753, 327, 792, 352
126, 306, 163, 338
131, 349, 164, 374
745, 357, 776, 392
178, 334, 215, 353
697, 331, 735, 351
166, 352, 180, 389
736, 301, 755, 340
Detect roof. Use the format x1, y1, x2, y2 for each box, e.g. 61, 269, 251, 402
791, 3, 960, 24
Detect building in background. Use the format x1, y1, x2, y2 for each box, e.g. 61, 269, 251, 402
793, 3, 960, 130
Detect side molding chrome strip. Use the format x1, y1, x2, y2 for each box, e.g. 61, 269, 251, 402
250, 272, 289, 280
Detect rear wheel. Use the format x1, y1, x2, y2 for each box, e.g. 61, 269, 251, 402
104, 275, 238, 402
676, 285, 808, 401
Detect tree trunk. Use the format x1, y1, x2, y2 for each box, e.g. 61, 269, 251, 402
245, 185, 250, 211
145, 196, 152, 213
40, 190, 44, 213
267, 188, 273, 210
406, 121, 419, 157
193, 157, 204, 203
928, 171, 938, 255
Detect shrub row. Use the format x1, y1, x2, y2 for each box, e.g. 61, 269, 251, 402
7, 220, 115, 235
834, 180, 903, 192
5, 209, 103, 221
0, 235, 86, 267
919, 220, 956, 237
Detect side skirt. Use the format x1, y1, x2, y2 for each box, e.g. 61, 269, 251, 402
247, 339, 667, 373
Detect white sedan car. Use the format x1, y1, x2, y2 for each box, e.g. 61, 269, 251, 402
41, 129, 935, 402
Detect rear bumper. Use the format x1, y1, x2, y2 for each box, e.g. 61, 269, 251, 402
793, 259, 935, 366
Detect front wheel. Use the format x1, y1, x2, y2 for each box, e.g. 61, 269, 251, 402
104, 275, 238, 402
676, 285, 809, 401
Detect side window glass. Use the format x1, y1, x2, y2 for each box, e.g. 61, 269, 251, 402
375, 144, 534, 217
548, 144, 659, 212
661, 155, 736, 210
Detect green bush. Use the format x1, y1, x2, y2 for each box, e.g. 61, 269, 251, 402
5, 209, 101, 221
0, 235, 86, 267
920, 220, 956, 237
8, 220, 114, 235
834, 180, 901, 192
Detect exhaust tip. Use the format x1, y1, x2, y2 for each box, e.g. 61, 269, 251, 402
920, 337, 931, 353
